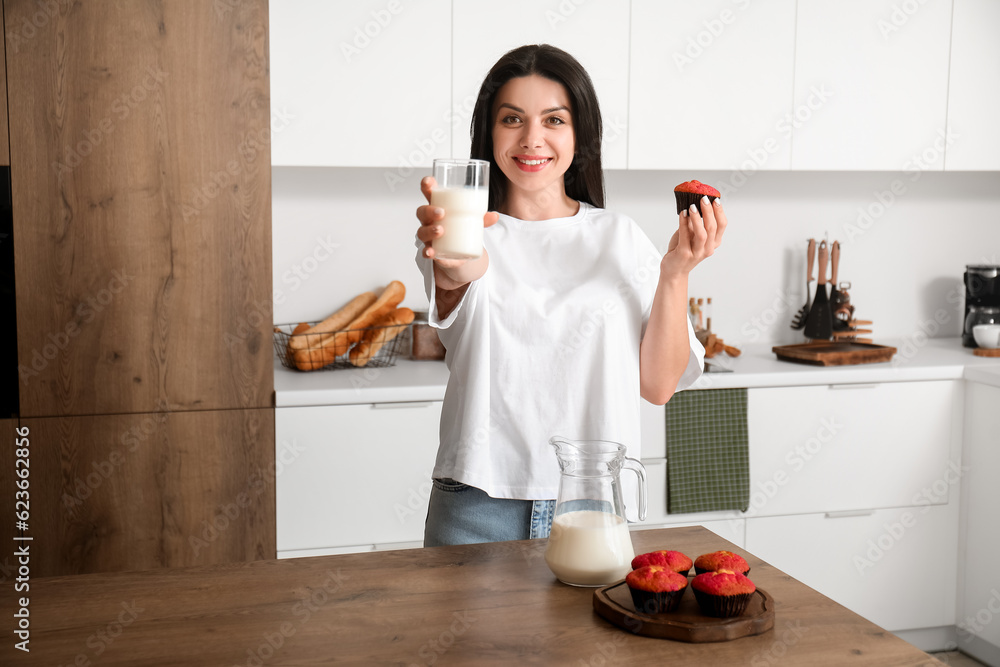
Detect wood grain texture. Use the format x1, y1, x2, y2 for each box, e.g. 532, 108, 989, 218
0, 6, 8, 165
772, 341, 897, 366
593, 579, 775, 642
6, 0, 273, 417
9, 408, 275, 577
0, 418, 19, 584
0, 527, 944, 666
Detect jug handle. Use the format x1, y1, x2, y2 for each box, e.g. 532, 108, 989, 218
623, 457, 647, 522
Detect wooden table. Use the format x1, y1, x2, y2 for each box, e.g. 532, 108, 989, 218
2, 526, 943, 666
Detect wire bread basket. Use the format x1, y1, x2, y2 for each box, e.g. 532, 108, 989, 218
273, 322, 411, 371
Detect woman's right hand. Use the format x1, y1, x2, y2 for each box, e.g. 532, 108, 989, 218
416, 176, 498, 272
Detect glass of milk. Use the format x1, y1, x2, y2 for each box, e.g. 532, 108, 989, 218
431, 159, 489, 260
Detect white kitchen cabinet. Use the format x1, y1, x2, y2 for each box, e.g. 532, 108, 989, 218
745, 381, 962, 517
945, 0, 1000, 170
628, 0, 797, 172
269, 0, 452, 167
746, 501, 959, 632
451, 0, 631, 169
742, 378, 963, 640
791, 0, 953, 170
959, 381, 1000, 665
640, 400, 666, 459
275, 401, 442, 555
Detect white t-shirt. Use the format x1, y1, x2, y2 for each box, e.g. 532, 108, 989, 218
415, 202, 704, 500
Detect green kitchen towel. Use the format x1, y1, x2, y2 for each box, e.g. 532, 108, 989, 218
665, 388, 749, 514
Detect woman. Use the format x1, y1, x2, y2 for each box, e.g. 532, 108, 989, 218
414, 44, 726, 547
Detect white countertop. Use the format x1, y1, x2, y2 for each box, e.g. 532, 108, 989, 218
273, 337, 1000, 407
274, 357, 449, 407
693, 337, 1000, 390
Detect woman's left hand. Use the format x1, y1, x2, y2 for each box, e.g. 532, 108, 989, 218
661, 196, 727, 280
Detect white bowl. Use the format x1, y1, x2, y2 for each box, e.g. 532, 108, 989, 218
973, 324, 1000, 349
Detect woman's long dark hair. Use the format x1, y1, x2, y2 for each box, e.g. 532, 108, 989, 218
469, 44, 605, 212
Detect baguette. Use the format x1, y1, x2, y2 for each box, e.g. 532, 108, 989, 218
315, 280, 406, 355
293, 281, 407, 371
349, 308, 415, 367
285, 322, 311, 366
287, 292, 377, 351
293, 341, 340, 371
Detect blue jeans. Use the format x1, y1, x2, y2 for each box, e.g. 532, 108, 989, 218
423, 478, 555, 547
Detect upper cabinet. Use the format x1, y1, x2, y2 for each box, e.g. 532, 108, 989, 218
945, 0, 1000, 170
269, 1, 996, 172
269, 0, 451, 167
451, 0, 630, 169
629, 0, 796, 171
8, 0, 274, 417
791, 0, 953, 170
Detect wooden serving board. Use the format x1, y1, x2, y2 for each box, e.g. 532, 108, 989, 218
772, 341, 896, 366
593, 580, 775, 643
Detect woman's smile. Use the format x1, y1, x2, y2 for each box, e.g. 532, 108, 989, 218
513, 155, 553, 171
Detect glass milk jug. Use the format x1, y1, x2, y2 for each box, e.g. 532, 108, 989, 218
544, 437, 647, 586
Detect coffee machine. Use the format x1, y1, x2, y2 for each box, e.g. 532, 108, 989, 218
963, 265, 1000, 347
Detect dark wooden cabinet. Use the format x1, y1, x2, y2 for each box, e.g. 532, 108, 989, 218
7, 0, 273, 418
2, 409, 275, 574
0, 7, 8, 166
3, 0, 276, 575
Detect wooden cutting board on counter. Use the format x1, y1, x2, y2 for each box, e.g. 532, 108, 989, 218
593, 580, 775, 642
772, 341, 896, 366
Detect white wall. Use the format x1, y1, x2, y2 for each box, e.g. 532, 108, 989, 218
272, 166, 1000, 347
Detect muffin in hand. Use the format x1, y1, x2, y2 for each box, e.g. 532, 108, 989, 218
673, 180, 720, 214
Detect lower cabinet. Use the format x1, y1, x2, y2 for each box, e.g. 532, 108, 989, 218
746, 502, 959, 632
746, 381, 961, 517
959, 382, 1000, 664
743, 380, 963, 635
275, 402, 442, 556
4, 409, 275, 576
274, 378, 963, 640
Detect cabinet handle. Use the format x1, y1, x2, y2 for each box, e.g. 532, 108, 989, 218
827, 383, 879, 390
824, 510, 875, 519
371, 401, 435, 409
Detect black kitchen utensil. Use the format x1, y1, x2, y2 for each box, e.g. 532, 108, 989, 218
804, 240, 832, 340
791, 238, 816, 330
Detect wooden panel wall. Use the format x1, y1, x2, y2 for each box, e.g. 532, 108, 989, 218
6, 0, 273, 417
0, 7, 9, 166
7, 409, 275, 576
0, 419, 18, 583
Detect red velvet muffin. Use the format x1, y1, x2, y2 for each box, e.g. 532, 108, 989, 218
674, 180, 721, 214
691, 569, 756, 618
630, 550, 693, 577
694, 550, 750, 576
625, 565, 689, 614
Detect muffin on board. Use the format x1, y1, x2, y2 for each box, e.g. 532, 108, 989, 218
630, 550, 693, 577
691, 569, 756, 618
625, 565, 689, 614
694, 550, 750, 575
